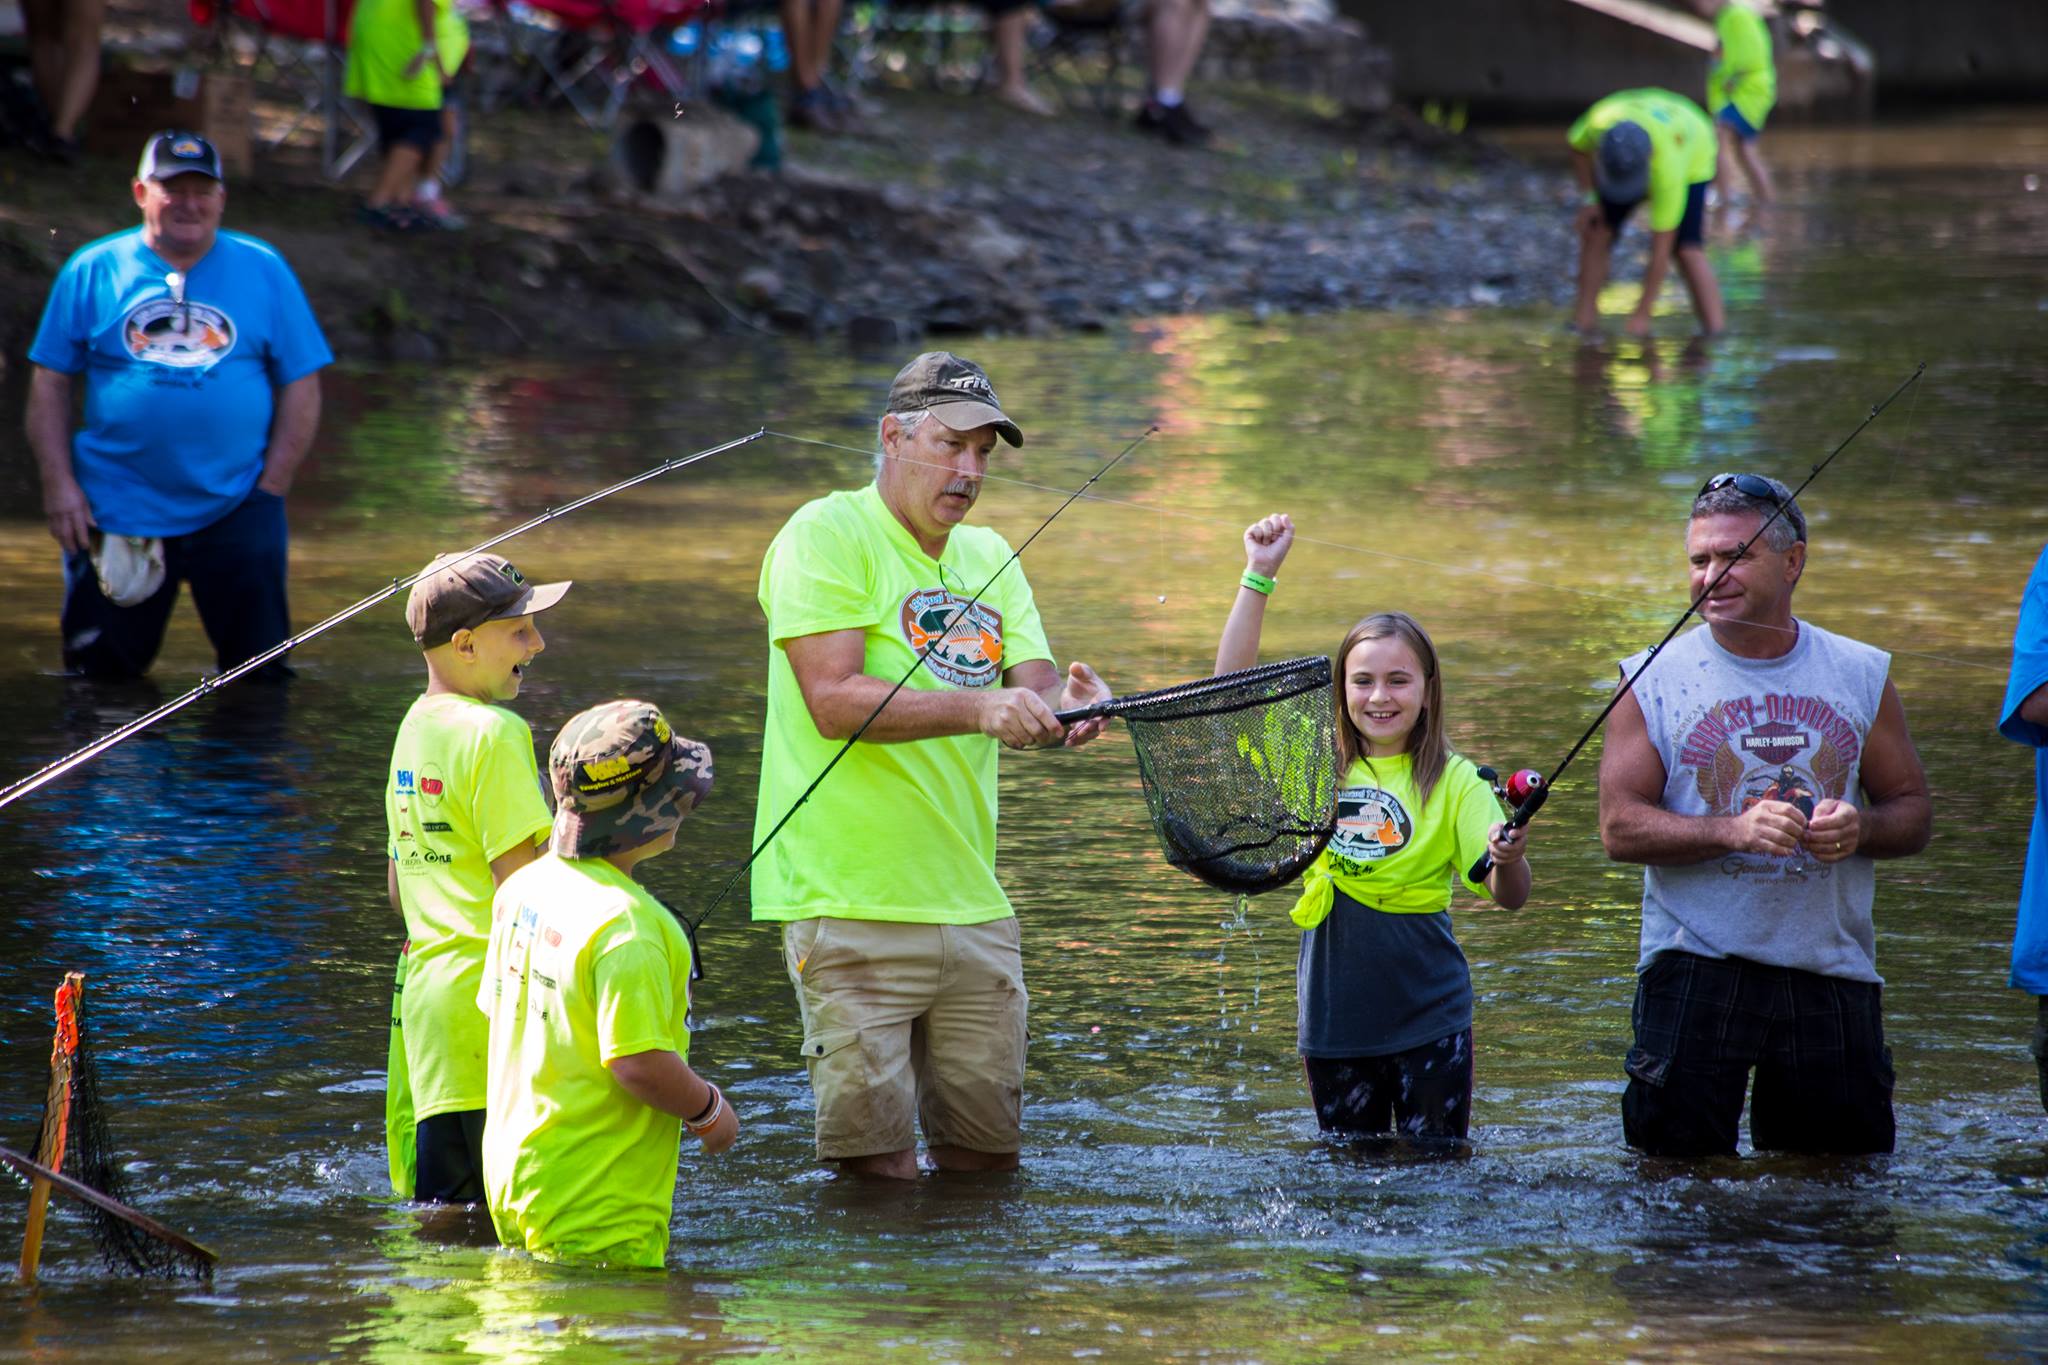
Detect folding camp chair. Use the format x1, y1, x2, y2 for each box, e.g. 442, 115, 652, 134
1027, 0, 1133, 115
477, 0, 704, 129
188, 0, 376, 178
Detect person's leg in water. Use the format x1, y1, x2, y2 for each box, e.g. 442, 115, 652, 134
1387, 1028, 1474, 1141
1672, 182, 1725, 335
1302, 1054, 1398, 1136
1573, 198, 1630, 334
1717, 107, 1774, 203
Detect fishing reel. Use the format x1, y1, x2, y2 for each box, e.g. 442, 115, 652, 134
1476, 766, 1545, 807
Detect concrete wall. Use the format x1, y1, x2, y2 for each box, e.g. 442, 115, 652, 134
1343, 0, 1715, 115
1827, 0, 2048, 99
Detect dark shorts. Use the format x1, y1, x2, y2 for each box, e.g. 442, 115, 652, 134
1600, 179, 1709, 250
372, 102, 444, 153
1301, 1028, 1473, 1141
2030, 996, 2048, 1117
61, 483, 291, 680
1716, 103, 1761, 140
413, 1108, 485, 1203
1622, 951, 1895, 1158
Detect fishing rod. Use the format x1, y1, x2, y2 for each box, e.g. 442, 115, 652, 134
684, 425, 1160, 934
1466, 361, 1925, 884
0, 429, 769, 814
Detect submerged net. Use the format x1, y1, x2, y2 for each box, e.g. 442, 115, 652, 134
1105, 656, 1339, 895
21, 977, 214, 1281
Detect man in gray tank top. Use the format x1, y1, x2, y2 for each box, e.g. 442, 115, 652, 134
1597, 473, 1932, 1157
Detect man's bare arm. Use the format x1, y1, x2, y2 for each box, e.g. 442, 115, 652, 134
257, 373, 321, 496
27, 366, 91, 553
784, 629, 1065, 748
2020, 679, 2048, 730
1847, 680, 1932, 859
1598, 687, 1806, 864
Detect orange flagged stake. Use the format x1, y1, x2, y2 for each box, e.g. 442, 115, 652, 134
18, 972, 82, 1286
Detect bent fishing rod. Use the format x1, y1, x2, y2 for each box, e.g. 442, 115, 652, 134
684, 424, 1159, 935
1465, 361, 1925, 884
0, 429, 769, 814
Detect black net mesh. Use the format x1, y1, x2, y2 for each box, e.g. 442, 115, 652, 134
1108, 656, 1339, 895
24, 984, 214, 1281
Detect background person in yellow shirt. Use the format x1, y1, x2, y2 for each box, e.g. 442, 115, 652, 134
345, 0, 469, 230
1690, 0, 1777, 203
482, 699, 729, 1269
384, 551, 570, 1203
754, 352, 1112, 1181
1567, 88, 1725, 338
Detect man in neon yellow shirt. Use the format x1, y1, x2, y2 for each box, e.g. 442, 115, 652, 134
1690, 0, 1776, 203
384, 550, 569, 1202
754, 352, 1112, 1180
1568, 87, 1725, 338
481, 699, 729, 1268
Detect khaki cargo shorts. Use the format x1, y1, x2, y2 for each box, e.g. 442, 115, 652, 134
782, 916, 1028, 1160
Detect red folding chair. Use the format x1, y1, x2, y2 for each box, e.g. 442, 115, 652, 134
189, 0, 375, 178
478, 0, 706, 129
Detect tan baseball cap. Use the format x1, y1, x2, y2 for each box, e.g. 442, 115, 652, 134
405, 552, 571, 648
886, 351, 1023, 447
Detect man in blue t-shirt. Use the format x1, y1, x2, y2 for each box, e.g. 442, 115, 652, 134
2002, 544, 2048, 1115
25, 130, 332, 680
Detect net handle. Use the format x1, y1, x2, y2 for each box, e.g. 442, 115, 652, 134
0, 1145, 218, 1272
19, 972, 82, 1286
1053, 655, 1331, 724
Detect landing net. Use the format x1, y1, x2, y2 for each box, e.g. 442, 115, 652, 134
1092, 656, 1338, 895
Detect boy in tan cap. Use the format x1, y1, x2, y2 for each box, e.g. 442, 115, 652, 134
382, 551, 571, 1203
481, 699, 730, 1268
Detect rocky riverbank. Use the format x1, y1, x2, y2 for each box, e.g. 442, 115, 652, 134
0, 74, 1589, 363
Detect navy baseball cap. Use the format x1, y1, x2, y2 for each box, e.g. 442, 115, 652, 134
137, 131, 224, 184
1595, 121, 1651, 204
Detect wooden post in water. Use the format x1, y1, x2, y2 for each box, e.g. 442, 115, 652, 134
18, 972, 83, 1286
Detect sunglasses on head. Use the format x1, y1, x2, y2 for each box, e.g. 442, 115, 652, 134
1698, 472, 1806, 541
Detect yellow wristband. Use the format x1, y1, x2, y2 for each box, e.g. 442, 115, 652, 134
1240, 570, 1275, 596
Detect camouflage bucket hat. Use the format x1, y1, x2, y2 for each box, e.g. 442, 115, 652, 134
548, 700, 714, 859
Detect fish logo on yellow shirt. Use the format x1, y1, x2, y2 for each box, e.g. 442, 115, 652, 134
899, 588, 1005, 689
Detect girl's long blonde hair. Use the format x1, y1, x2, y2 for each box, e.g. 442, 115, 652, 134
1334, 612, 1451, 810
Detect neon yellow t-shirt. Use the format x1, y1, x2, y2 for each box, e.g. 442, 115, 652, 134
1568, 88, 1718, 232
386, 692, 552, 1121
752, 482, 1052, 924
1300, 753, 1500, 918
480, 855, 694, 1270
1709, 2, 1777, 130
344, 0, 470, 110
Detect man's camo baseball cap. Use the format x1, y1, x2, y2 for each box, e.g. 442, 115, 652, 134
406, 551, 571, 648
886, 351, 1023, 447
548, 700, 714, 859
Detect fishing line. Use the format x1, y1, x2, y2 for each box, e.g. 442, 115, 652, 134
771, 416, 2005, 677
0, 428, 770, 813
684, 425, 1159, 933
1465, 362, 1927, 883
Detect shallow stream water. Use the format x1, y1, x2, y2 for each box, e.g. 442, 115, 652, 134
1, 110, 2045, 1361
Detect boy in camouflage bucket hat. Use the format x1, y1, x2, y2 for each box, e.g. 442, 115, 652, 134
480, 698, 735, 1269
549, 700, 715, 858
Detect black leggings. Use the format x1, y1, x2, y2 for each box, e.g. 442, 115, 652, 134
414, 1108, 486, 1203
1302, 1028, 1473, 1140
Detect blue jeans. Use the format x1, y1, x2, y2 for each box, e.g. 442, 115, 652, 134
61, 486, 292, 680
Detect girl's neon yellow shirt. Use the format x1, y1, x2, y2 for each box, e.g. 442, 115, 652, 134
1290, 753, 1499, 928
1709, 2, 1778, 130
